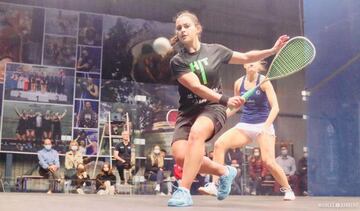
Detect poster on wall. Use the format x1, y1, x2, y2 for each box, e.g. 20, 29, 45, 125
0, 2, 179, 156
45, 8, 78, 37
102, 15, 175, 84
0, 3, 45, 82
4, 63, 75, 105
1, 101, 73, 153
75, 72, 100, 100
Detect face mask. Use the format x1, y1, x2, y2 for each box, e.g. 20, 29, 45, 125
254, 152, 260, 157
304, 152, 308, 158
281, 149, 288, 156
44, 145, 52, 150
71, 146, 78, 151
154, 149, 160, 154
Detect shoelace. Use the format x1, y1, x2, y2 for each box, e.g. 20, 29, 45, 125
204, 182, 214, 188
280, 187, 292, 193
171, 185, 188, 199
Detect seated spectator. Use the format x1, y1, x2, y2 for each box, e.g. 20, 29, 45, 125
114, 130, 132, 184
225, 148, 243, 195
297, 147, 308, 196
37, 138, 60, 194
249, 147, 268, 195
160, 148, 174, 195
72, 163, 91, 194
145, 145, 165, 194
64, 141, 83, 193
95, 162, 116, 195
65, 141, 83, 178
274, 144, 298, 194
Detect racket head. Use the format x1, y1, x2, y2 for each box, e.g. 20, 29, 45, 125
267, 36, 316, 80
166, 109, 178, 127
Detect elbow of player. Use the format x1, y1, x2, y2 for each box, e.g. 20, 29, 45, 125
272, 106, 280, 114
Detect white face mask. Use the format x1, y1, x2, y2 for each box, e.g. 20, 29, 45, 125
44, 145, 52, 150
154, 149, 160, 154
304, 152, 308, 158
281, 149, 288, 156
254, 152, 260, 157
71, 146, 78, 151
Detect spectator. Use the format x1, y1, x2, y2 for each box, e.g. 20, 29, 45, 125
249, 147, 268, 195
161, 148, 175, 195
275, 144, 298, 194
37, 138, 60, 194
72, 163, 91, 194
95, 162, 116, 195
297, 147, 308, 196
64, 141, 83, 179
225, 148, 243, 167
225, 148, 243, 195
114, 130, 132, 184
145, 145, 165, 194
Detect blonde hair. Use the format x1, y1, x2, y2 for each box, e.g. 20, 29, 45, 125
150, 145, 164, 168
69, 140, 79, 147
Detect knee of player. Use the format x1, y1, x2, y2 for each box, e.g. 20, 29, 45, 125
262, 158, 276, 169
174, 156, 184, 167
172, 150, 185, 166
214, 140, 225, 151
188, 127, 206, 143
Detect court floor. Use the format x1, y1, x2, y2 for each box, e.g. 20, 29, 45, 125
0, 193, 359, 211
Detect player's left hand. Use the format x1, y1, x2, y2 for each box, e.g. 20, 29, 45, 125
271, 35, 290, 54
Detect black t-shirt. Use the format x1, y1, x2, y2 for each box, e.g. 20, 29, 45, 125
115, 141, 131, 160
171, 43, 233, 112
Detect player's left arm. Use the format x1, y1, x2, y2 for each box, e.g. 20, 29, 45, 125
228, 35, 289, 65
261, 80, 279, 133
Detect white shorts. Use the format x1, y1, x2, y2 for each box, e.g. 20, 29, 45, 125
234, 122, 275, 142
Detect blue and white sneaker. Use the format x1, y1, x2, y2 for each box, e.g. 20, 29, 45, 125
217, 165, 237, 200
167, 187, 193, 207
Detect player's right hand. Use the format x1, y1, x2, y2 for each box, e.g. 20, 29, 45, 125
227, 96, 244, 108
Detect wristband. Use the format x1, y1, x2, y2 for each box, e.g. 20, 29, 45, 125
219, 95, 229, 106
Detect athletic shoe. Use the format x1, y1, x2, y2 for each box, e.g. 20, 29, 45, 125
76, 188, 85, 195
167, 187, 193, 207
198, 182, 218, 196
281, 187, 296, 201
154, 184, 160, 192
217, 165, 237, 200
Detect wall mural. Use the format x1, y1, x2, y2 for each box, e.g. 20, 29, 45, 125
0, 2, 179, 157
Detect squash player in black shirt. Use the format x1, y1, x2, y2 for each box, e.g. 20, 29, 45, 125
167, 10, 289, 207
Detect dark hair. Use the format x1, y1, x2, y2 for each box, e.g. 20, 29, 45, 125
170, 10, 203, 48
280, 143, 288, 149
0, 56, 14, 61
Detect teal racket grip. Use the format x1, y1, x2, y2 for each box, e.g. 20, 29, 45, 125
241, 87, 257, 101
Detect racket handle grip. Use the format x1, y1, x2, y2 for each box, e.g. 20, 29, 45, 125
241, 87, 257, 101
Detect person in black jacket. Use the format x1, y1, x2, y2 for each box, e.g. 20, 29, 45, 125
95, 162, 116, 195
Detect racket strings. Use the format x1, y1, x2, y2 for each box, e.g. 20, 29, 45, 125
268, 38, 315, 79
